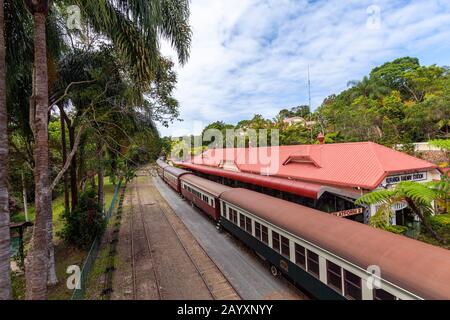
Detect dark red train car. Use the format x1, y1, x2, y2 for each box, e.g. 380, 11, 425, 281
180, 174, 232, 221
156, 159, 169, 178
163, 165, 190, 193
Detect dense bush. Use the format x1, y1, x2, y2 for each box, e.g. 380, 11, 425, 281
426, 214, 450, 242
385, 225, 408, 235
59, 188, 106, 249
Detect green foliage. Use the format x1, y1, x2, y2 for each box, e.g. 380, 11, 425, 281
317, 57, 449, 144
385, 225, 408, 235
429, 139, 450, 151
278, 105, 311, 119
426, 214, 450, 242
59, 188, 106, 249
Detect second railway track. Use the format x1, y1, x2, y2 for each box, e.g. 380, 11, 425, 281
129, 173, 240, 300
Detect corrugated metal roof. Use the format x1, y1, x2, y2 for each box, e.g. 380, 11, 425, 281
190, 142, 439, 189
221, 188, 450, 299
181, 174, 233, 197
164, 165, 190, 178
177, 162, 323, 199
156, 159, 169, 169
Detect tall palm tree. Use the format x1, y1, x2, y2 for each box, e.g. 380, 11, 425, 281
24, 0, 191, 299
24, 0, 52, 300
0, 0, 12, 300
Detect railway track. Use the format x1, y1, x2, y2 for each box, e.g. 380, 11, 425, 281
129, 173, 240, 300
129, 181, 163, 300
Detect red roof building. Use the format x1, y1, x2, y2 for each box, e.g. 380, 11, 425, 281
176, 141, 442, 226
186, 142, 440, 190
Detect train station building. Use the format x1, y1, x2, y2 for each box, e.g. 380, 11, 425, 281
175, 140, 442, 229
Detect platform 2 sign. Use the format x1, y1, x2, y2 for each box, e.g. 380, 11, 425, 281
384, 172, 427, 185
331, 208, 363, 218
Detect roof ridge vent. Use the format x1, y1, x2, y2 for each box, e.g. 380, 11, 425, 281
283, 146, 321, 167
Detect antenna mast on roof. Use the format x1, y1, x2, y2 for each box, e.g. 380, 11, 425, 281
308, 64, 313, 141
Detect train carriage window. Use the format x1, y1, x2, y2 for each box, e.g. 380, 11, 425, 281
255, 222, 261, 239
233, 210, 238, 224
307, 250, 320, 277
295, 244, 306, 268
228, 208, 238, 224
222, 203, 226, 217
261, 225, 269, 245
272, 231, 281, 253
280, 236, 290, 258
373, 289, 396, 300
327, 261, 343, 293
245, 217, 252, 234
239, 213, 245, 228
344, 270, 362, 300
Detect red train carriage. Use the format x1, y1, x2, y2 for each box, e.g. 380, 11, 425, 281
180, 174, 232, 221
162, 165, 190, 193
219, 188, 450, 300
156, 159, 169, 178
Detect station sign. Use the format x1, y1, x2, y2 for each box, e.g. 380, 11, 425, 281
384, 172, 427, 185
331, 208, 363, 218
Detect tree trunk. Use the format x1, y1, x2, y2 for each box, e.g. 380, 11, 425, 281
60, 113, 69, 213
26, 12, 50, 300
0, 0, 12, 300
68, 125, 78, 209
97, 141, 104, 212
406, 198, 445, 243
22, 172, 29, 222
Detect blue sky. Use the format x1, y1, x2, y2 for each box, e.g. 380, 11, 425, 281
160, 0, 450, 137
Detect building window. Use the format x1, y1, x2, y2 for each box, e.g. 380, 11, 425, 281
373, 289, 396, 300
344, 270, 362, 300
281, 236, 290, 258
295, 243, 306, 268
272, 231, 280, 253
307, 250, 319, 277
245, 216, 252, 234
327, 261, 342, 293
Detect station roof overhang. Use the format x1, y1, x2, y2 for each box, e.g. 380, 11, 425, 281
175, 162, 362, 200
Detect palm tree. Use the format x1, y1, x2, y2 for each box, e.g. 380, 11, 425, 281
347, 76, 390, 100
355, 181, 448, 242
24, 0, 191, 299
0, 0, 12, 300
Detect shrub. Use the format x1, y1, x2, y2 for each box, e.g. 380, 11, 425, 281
426, 214, 450, 242
59, 188, 106, 249
385, 225, 408, 235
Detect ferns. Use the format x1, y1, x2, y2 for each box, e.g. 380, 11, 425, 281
356, 180, 449, 237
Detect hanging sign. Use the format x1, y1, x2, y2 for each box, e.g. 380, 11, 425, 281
384, 172, 427, 185
331, 208, 364, 218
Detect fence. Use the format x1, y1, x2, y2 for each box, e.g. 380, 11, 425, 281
71, 180, 122, 300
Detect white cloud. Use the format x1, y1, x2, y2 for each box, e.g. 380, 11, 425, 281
159, 0, 450, 137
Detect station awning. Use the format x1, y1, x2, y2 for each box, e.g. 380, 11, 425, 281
176, 162, 324, 199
